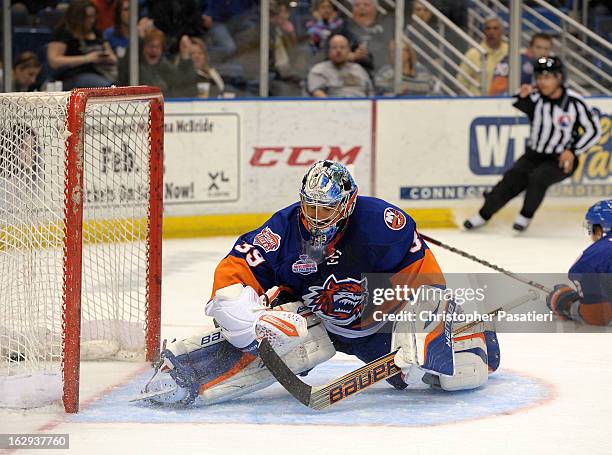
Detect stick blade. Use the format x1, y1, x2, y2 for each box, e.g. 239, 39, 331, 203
258, 338, 312, 407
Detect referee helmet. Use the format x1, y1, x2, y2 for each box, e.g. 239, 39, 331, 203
534, 56, 564, 80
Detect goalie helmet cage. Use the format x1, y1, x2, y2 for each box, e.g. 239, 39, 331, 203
0, 86, 163, 413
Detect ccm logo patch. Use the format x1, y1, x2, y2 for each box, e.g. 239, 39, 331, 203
253, 227, 281, 252
384, 207, 407, 230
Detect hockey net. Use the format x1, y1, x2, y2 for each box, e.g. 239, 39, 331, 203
0, 87, 163, 412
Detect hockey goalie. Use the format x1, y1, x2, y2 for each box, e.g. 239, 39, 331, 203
138, 160, 500, 405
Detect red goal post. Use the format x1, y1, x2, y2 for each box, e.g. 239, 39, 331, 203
0, 86, 164, 413
63, 87, 163, 413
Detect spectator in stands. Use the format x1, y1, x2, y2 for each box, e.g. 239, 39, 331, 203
590, 0, 612, 16
489, 32, 553, 96
0, 123, 42, 192
141, 0, 206, 55
374, 40, 436, 96
36, 3, 67, 29
120, 28, 197, 98
189, 37, 226, 98
270, 0, 303, 96
307, 33, 373, 98
271, 0, 297, 66
12, 51, 43, 92
306, 0, 346, 62
103, 0, 129, 58
104, 0, 151, 59
414, 0, 467, 52
47, 0, 118, 89
430, 0, 467, 30
202, 0, 259, 64
10, 2, 34, 27
412, 0, 434, 26
347, 0, 393, 74
457, 16, 507, 95
10, 1, 59, 16
91, 0, 117, 32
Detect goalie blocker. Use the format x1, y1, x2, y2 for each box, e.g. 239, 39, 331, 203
138, 285, 500, 406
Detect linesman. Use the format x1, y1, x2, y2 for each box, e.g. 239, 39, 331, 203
464, 56, 602, 232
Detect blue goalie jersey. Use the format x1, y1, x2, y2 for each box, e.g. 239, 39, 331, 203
211, 196, 445, 338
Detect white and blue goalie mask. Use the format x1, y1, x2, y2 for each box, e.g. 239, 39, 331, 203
299, 160, 358, 256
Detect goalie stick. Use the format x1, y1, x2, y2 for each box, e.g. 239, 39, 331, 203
419, 234, 553, 294
260, 290, 539, 409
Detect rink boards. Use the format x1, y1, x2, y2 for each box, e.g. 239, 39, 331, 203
158, 97, 610, 235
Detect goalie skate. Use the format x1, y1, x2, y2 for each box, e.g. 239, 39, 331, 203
131, 347, 193, 405
129, 381, 179, 403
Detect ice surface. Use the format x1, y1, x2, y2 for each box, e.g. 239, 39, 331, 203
0, 371, 62, 409
73, 363, 550, 427
1, 208, 611, 454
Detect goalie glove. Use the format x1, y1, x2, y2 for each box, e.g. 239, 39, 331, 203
205, 284, 308, 354
546, 284, 580, 321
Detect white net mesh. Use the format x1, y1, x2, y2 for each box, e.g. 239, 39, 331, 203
0, 91, 155, 408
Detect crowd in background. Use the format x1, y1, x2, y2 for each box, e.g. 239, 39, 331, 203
0, 0, 610, 98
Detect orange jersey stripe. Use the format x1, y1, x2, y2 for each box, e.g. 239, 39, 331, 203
390, 249, 446, 290
579, 301, 612, 326
361, 249, 445, 322
211, 255, 265, 299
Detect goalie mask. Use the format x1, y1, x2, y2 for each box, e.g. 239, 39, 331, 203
299, 160, 358, 262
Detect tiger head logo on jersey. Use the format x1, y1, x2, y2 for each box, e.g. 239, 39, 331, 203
302, 274, 368, 326
384, 207, 407, 230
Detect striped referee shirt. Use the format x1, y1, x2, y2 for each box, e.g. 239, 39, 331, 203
513, 88, 601, 156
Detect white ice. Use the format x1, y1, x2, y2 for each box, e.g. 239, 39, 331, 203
1, 208, 610, 455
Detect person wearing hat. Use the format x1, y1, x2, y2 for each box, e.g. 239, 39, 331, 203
464, 56, 602, 232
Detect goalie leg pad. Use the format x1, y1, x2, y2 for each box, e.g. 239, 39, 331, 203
439, 333, 488, 391
144, 331, 255, 405
143, 307, 335, 406
484, 326, 500, 373
200, 320, 335, 405
418, 321, 500, 391
392, 290, 456, 385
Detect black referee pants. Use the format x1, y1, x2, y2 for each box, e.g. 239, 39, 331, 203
479, 152, 578, 220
